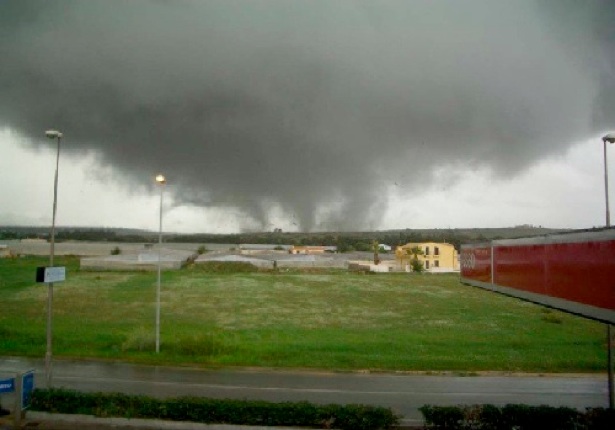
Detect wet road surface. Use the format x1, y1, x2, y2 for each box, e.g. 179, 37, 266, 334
0, 356, 609, 424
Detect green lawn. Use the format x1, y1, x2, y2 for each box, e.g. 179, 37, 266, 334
0, 256, 607, 372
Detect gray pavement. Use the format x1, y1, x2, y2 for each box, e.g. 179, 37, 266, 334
0, 356, 609, 429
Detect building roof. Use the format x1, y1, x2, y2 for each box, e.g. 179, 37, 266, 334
291, 245, 337, 251
239, 244, 292, 250
398, 242, 454, 248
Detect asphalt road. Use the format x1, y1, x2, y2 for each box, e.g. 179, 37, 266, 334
0, 357, 609, 425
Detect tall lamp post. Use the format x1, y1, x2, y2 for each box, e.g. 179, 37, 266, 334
155, 174, 166, 353
602, 133, 614, 409
602, 133, 614, 227
44, 129, 63, 387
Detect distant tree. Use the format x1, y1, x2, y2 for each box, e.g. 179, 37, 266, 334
407, 246, 424, 273
337, 242, 354, 253
322, 235, 336, 246
410, 258, 424, 273
110, 246, 121, 255
196, 245, 208, 255
0, 231, 21, 240
406, 246, 423, 258
354, 241, 372, 252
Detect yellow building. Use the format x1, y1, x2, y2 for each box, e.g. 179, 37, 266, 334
395, 242, 459, 272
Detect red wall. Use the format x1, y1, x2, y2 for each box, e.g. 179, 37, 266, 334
460, 245, 491, 283
493, 240, 615, 311
461, 232, 615, 314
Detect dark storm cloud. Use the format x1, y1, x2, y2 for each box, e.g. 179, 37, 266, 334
1, 0, 613, 231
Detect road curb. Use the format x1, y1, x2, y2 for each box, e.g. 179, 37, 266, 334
19, 412, 425, 430
23, 412, 331, 429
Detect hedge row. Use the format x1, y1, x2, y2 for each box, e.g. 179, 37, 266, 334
420, 404, 614, 429
32, 388, 400, 430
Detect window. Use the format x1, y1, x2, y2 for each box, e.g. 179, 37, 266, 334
425, 246, 430, 256
425, 260, 430, 269
435, 260, 439, 267
434, 246, 439, 256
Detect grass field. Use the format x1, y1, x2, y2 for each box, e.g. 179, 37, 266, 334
0, 256, 607, 373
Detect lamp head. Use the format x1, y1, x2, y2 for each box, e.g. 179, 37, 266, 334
45, 130, 63, 139
603, 133, 615, 144
155, 174, 166, 184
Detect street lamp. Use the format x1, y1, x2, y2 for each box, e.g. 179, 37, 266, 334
603, 133, 615, 227
602, 133, 615, 409
44, 129, 63, 387
155, 174, 166, 353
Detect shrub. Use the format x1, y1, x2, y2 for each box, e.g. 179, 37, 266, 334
419, 404, 613, 429
420, 405, 465, 428
411, 258, 424, 273
196, 245, 208, 255
31, 388, 400, 430
110, 246, 121, 255
584, 407, 615, 430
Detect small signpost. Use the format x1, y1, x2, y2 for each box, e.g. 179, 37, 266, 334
35, 266, 67, 387
35, 266, 66, 284
21, 371, 34, 411
0, 378, 14, 394
0, 369, 35, 428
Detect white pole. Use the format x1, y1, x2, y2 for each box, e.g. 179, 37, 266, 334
605, 139, 611, 228
45, 133, 61, 387
155, 179, 164, 353
604, 137, 614, 409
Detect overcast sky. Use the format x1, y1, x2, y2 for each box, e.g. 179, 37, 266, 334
1, 1, 614, 234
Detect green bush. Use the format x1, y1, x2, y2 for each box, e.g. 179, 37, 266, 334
420, 405, 465, 428
411, 258, 424, 273
32, 388, 399, 430
584, 407, 615, 430
420, 404, 614, 429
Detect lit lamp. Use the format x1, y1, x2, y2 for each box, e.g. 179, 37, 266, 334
601, 133, 614, 409
155, 174, 166, 353
44, 129, 63, 387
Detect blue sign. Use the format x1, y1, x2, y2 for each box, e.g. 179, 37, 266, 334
21, 371, 34, 410
0, 377, 15, 393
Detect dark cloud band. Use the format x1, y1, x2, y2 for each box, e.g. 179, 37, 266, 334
1, 0, 613, 231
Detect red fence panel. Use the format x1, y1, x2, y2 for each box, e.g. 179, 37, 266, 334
461, 229, 615, 324
460, 243, 492, 283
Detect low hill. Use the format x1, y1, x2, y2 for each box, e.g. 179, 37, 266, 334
1, 225, 573, 251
